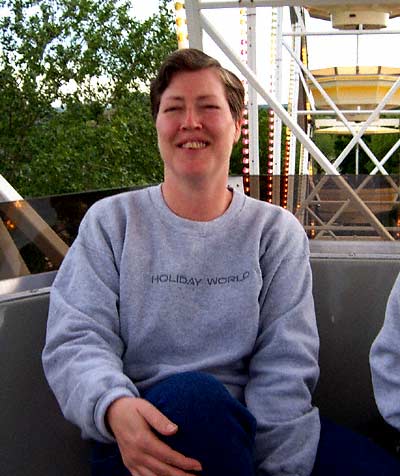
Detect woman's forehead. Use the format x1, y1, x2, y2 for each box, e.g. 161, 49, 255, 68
161, 69, 226, 99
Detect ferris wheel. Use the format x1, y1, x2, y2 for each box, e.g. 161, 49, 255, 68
178, 0, 400, 240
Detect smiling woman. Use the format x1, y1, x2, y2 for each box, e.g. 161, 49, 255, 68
42, 48, 322, 476
149, 48, 244, 220
156, 68, 241, 214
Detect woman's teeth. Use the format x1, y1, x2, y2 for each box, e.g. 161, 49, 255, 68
181, 141, 207, 149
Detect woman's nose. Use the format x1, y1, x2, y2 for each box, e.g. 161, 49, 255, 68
180, 108, 202, 130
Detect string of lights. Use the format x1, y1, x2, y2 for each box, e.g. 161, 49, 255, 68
174, 2, 189, 49
266, 8, 278, 204
239, 8, 251, 195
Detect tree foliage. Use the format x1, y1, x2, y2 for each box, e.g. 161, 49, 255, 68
314, 132, 400, 175
0, 0, 177, 197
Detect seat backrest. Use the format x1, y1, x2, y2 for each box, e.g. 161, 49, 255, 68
311, 256, 400, 446
2, 255, 400, 474
0, 293, 90, 476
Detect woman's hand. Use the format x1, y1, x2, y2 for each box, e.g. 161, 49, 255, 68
106, 397, 202, 476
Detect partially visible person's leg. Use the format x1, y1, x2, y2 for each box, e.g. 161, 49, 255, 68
90, 441, 130, 476
90, 371, 257, 476
311, 417, 400, 476
144, 371, 257, 476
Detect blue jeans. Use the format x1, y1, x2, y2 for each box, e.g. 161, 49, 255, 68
90, 371, 257, 476
90, 371, 400, 476
311, 417, 400, 476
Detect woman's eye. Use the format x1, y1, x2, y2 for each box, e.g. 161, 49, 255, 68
164, 106, 180, 112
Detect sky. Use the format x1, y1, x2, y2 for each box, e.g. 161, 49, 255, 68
131, 0, 400, 103
131, 0, 400, 67
6, 0, 397, 105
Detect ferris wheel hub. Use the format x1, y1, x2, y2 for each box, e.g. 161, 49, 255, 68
305, 3, 400, 29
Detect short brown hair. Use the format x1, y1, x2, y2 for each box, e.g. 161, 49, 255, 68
150, 48, 244, 122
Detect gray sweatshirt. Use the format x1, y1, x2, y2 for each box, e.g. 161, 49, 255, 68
370, 272, 400, 431
42, 185, 320, 476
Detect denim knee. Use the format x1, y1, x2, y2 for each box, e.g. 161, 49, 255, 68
143, 371, 257, 476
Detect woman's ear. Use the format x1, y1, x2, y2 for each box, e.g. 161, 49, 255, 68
233, 115, 243, 144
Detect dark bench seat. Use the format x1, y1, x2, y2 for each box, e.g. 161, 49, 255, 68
1, 241, 400, 475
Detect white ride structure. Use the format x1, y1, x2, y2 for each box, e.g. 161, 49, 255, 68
177, 0, 400, 240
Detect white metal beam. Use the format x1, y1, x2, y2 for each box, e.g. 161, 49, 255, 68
288, 14, 301, 175
297, 109, 400, 115
284, 29, 400, 36
272, 7, 283, 175
196, 0, 399, 9
247, 7, 260, 176
371, 138, 400, 175
186, 0, 204, 49
0, 175, 23, 202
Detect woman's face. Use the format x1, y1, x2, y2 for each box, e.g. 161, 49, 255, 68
156, 68, 241, 186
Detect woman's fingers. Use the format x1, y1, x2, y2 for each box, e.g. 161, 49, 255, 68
107, 397, 202, 475
139, 432, 202, 472
136, 398, 178, 435
136, 452, 202, 476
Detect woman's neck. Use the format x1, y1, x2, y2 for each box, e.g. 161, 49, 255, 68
161, 179, 233, 222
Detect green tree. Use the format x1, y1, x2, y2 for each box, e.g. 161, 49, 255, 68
0, 0, 177, 197
312, 132, 400, 175
314, 132, 337, 163
369, 133, 400, 175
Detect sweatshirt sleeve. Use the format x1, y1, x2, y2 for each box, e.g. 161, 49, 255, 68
42, 205, 140, 442
246, 213, 320, 476
370, 272, 400, 432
